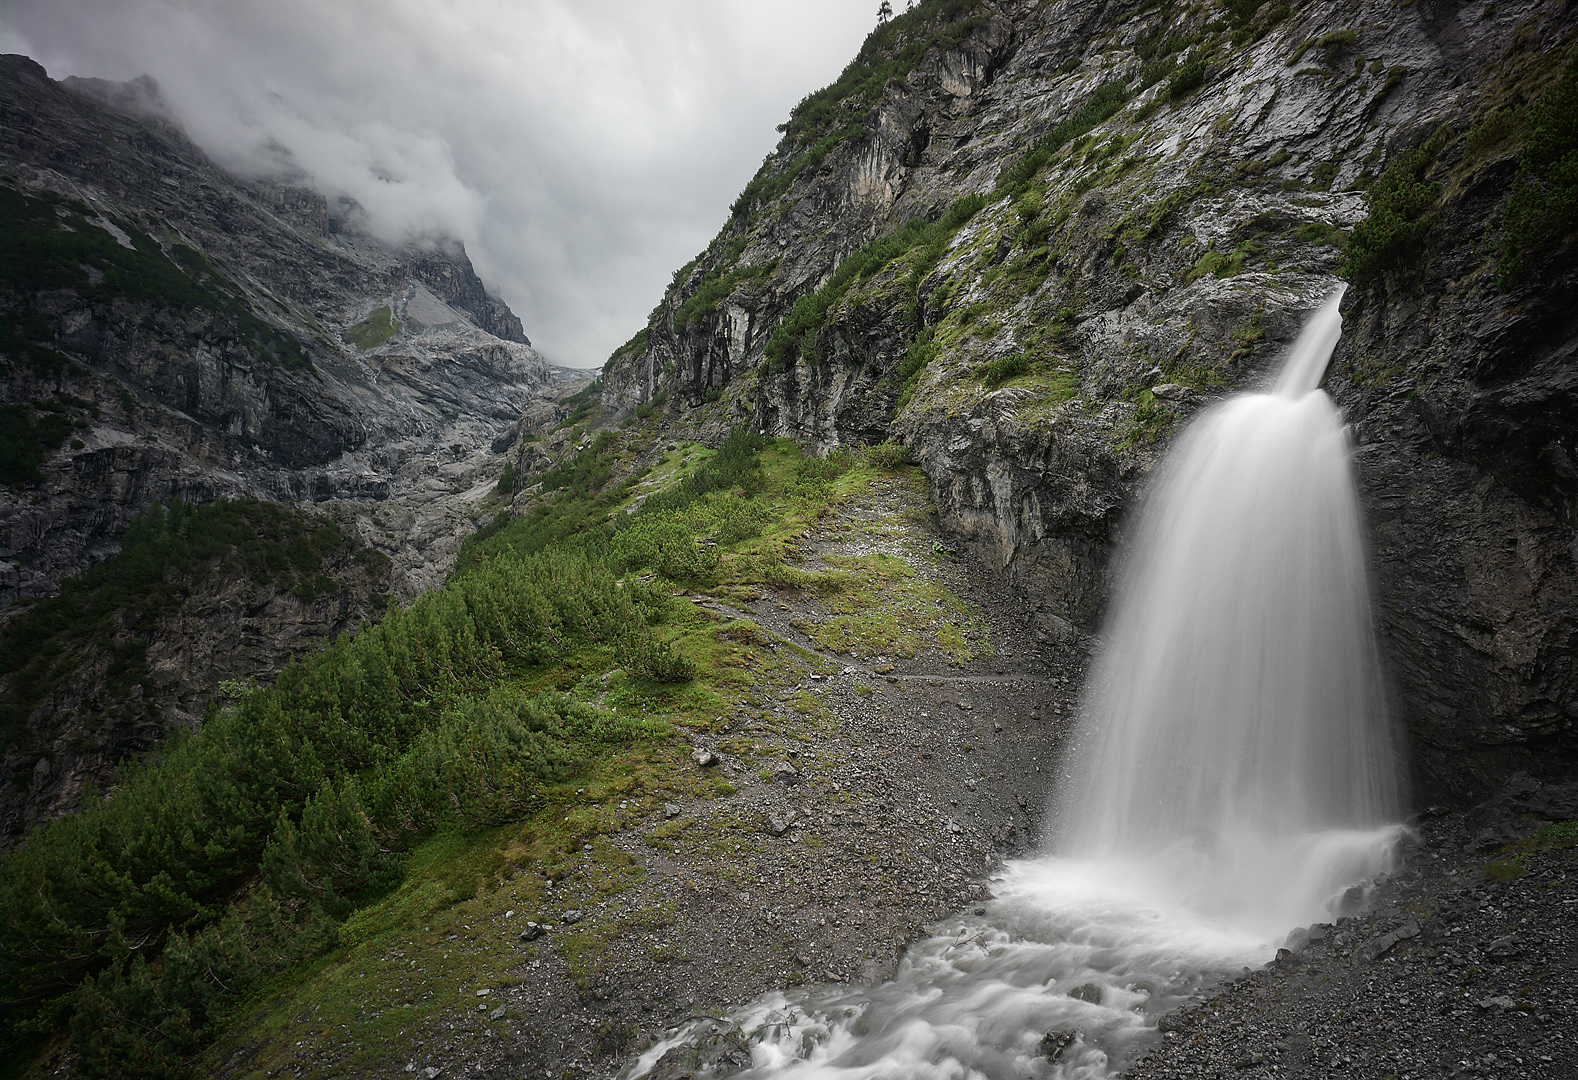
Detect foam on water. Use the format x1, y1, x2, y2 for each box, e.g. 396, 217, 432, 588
618, 288, 1403, 1080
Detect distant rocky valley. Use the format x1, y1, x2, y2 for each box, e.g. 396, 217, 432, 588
0, 53, 591, 840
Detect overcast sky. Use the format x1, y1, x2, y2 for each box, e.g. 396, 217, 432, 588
4, 1, 881, 368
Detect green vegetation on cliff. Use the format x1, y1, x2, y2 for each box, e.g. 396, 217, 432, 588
345, 304, 400, 350
0, 526, 667, 1073
730, 0, 988, 222
0, 499, 379, 778
1498, 53, 1578, 285
0, 184, 312, 370
1338, 129, 1447, 288
0, 398, 79, 486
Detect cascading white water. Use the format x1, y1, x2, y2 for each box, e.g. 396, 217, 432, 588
619, 289, 1404, 1080
1052, 286, 1403, 939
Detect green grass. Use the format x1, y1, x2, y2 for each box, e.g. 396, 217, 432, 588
1484, 819, 1578, 881
346, 305, 400, 349
783, 550, 993, 664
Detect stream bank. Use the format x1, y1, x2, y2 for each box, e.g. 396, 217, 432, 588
1127, 779, 1578, 1080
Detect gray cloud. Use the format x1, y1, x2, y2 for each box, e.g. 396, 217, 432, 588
4, 0, 878, 366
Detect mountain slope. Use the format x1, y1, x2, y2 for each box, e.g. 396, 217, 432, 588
0, 55, 563, 842
602, 0, 1578, 802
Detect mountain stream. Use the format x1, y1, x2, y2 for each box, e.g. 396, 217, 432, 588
619, 290, 1405, 1080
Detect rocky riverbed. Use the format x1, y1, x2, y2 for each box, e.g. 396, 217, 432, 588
1126, 779, 1578, 1080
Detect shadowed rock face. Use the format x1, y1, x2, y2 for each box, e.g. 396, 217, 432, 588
600, 0, 1578, 801
0, 55, 562, 839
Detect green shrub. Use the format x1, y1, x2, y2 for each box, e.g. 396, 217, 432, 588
0, 400, 74, 487
1184, 243, 1251, 284
635, 426, 767, 518
611, 517, 719, 583
865, 441, 911, 469
609, 327, 649, 363
616, 629, 695, 683
1167, 53, 1206, 101
633, 390, 668, 420
495, 461, 517, 496
979, 352, 1031, 387
796, 447, 858, 483
1498, 54, 1578, 286
1338, 129, 1448, 288
1287, 29, 1356, 68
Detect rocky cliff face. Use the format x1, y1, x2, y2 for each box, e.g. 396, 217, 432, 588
601, 0, 1578, 801
0, 55, 561, 839
1, 54, 555, 605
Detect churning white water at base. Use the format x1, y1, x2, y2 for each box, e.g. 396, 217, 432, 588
618, 289, 1404, 1080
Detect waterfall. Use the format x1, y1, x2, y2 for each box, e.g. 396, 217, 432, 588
620, 290, 1405, 1080
1053, 286, 1403, 937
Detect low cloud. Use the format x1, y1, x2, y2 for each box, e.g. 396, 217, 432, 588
6, 0, 877, 366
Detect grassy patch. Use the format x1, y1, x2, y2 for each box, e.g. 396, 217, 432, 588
346, 305, 400, 350
1484, 819, 1578, 881
788, 551, 992, 663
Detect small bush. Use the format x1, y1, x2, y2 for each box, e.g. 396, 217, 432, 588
979, 352, 1031, 388
617, 629, 694, 682
865, 441, 911, 469
1339, 129, 1448, 288
495, 462, 517, 496
0, 400, 74, 487
634, 390, 668, 420
1498, 54, 1578, 286
796, 448, 858, 483
1167, 54, 1207, 101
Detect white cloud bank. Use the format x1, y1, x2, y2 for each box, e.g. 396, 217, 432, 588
4, 0, 880, 366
